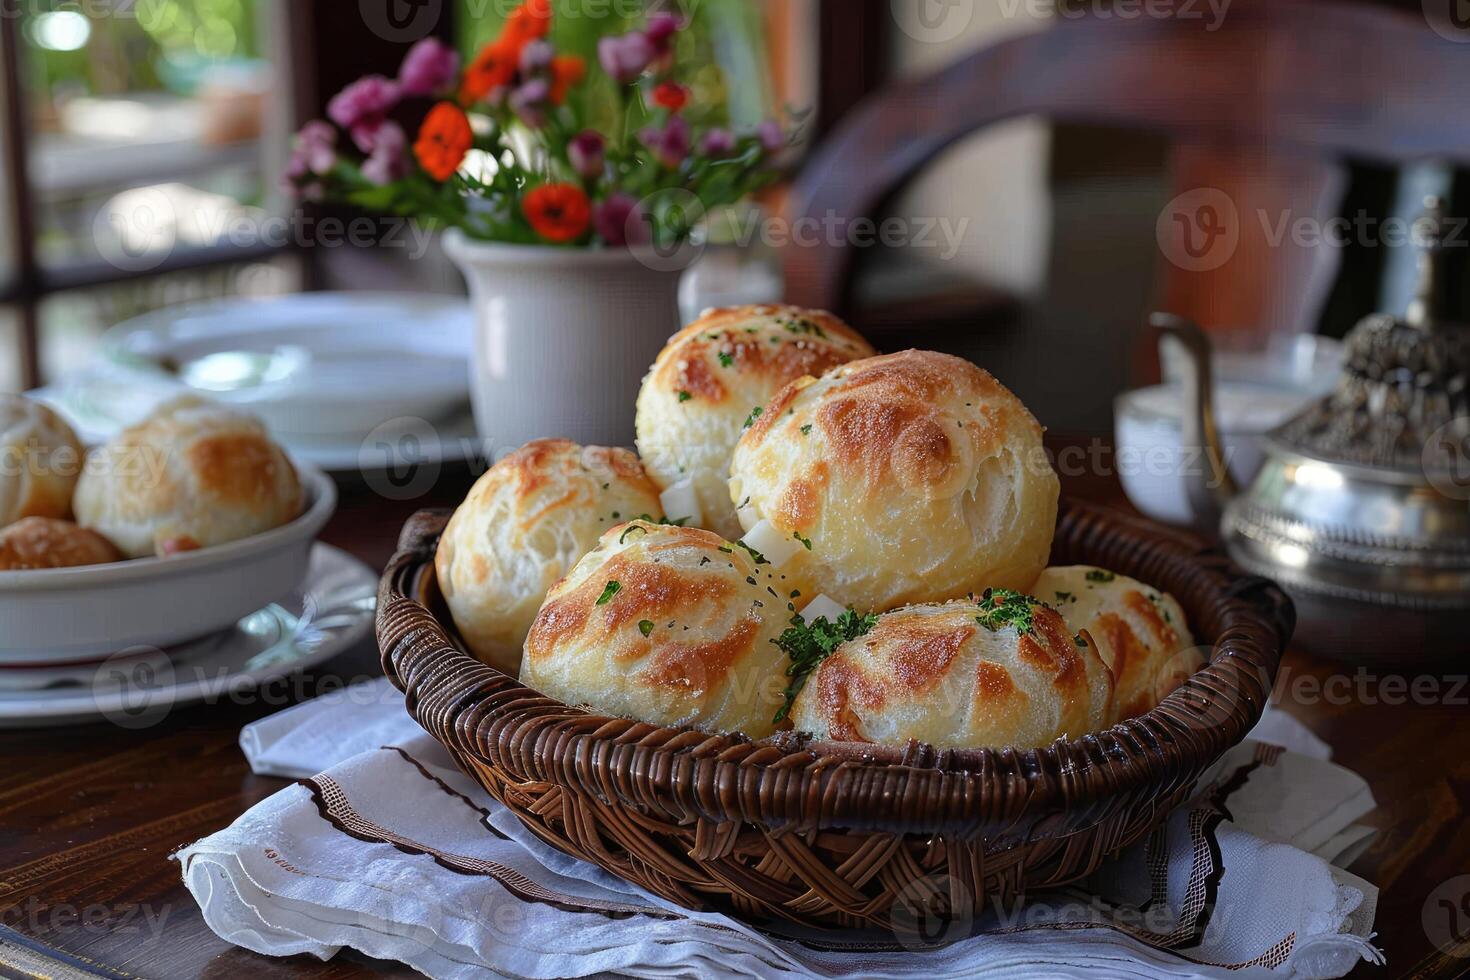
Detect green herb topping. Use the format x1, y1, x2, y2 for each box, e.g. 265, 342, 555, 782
595, 581, 621, 605
717, 351, 734, 368
676, 390, 692, 403
792, 530, 813, 550
743, 406, 763, 429
1085, 570, 1116, 583
772, 609, 879, 723
638, 620, 655, 637
974, 588, 1047, 635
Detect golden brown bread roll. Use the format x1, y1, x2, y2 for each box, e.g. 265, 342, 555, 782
73, 396, 302, 559
521, 520, 802, 738
790, 592, 1115, 749
0, 517, 122, 570
728, 350, 1060, 611
635, 305, 875, 539
1032, 565, 1199, 723
436, 439, 665, 673
0, 395, 84, 526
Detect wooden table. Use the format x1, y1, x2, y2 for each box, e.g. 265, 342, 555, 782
1, 454, 1464, 979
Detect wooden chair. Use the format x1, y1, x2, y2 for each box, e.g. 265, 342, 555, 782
784, 0, 1470, 365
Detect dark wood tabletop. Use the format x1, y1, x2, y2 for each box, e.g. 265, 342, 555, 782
0, 445, 1465, 980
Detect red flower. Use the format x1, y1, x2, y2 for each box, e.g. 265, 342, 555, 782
523, 183, 591, 242
505, 0, 552, 46
415, 102, 474, 181
548, 55, 586, 105
461, 39, 518, 104
652, 81, 689, 112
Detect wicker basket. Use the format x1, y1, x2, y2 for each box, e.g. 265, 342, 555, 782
377, 498, 1292, 931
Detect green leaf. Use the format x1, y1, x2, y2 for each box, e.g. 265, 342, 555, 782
596, 580, 621, 605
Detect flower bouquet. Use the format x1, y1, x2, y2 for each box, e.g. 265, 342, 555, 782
283, 1, 798, 448
284, 0, 794, 251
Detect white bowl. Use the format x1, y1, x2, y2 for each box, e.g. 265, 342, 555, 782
0, 463, 337, 665
98, 292, 473, 439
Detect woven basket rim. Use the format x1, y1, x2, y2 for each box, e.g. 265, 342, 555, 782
377, 497, 1291, 839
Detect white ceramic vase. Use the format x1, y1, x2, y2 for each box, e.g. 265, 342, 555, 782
443, 229, 693, 451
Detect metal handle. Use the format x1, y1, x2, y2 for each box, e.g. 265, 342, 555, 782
1149, 313, 1238, 531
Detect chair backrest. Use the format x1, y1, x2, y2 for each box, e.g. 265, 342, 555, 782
784, 0, 1470, 315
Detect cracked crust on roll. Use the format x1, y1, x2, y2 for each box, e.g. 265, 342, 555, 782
521, 520, 804, 738
790, 597, 1115, 750
635, 305, 875, 539
729, 350, 1060, 612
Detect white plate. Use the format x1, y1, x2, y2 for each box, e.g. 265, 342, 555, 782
0, 543, 376, 728
29, 382, 482, 474
0, 463, 336, 664
91, 292, 473, 440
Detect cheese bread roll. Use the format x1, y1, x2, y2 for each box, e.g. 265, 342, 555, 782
728, 350, 1059, 611
635, 305, 874, 539
791, 592, 1114, 749
436, 439, 664, 673
1032, 566, 1198, 722
522, 520, 803, 738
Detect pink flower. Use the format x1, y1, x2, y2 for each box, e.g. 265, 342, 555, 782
756, 119, 785, 153
327, 75, 401, 132
645, 12, 681, 53
519, 39, 553, 75
398, 38, 459, 97
568, 130, 605, 179
361, 121, 410, 185
509, 78, 549, 128
594, 193, 649, 247
349, 116, 403, 154
292, 120, 338, 175
700, 127, 735, 156
598, 32, 655, 84
642, 115, 690, 169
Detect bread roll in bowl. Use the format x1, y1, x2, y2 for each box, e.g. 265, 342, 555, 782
522, 520, 804, 738
73, 396, 302, 559
0, 395, 84, 527
635, 305, 875, 539
1033, 565, 1199, 723
0, 517, 122, 570
728, 350, 1059, 611
436, 439, 664, 672
790, 592, 1115, 749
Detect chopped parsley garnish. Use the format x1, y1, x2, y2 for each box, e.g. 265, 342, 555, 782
611, 511, 620, 519
792, 530, 813, 550
595, 581, 621, 605
1085, 570, 1116, 583
743, 406, 763, 428
772, 609, 879, 723
735, 540, 769, 565
1054, 591, 1073, 602
974, 588, 1046, 635
717, 545, 733, 554
676, 390, 692, 403
618, 524, 648, 545
717, 351, 734, 368
639, 620, 655, 637
799, 424, 812, 435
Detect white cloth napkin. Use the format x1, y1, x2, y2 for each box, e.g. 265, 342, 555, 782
178, 679, 1383, 979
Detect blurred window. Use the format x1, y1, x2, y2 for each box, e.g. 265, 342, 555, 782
1, 0, 298, 393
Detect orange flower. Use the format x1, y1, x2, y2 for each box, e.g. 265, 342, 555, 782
504, 0, 552, 45
460, 38, 518, 104
415, 102, 474, 181
523, 183, 591, 242
652, 81, 688, 112
548, 55, 585, 105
